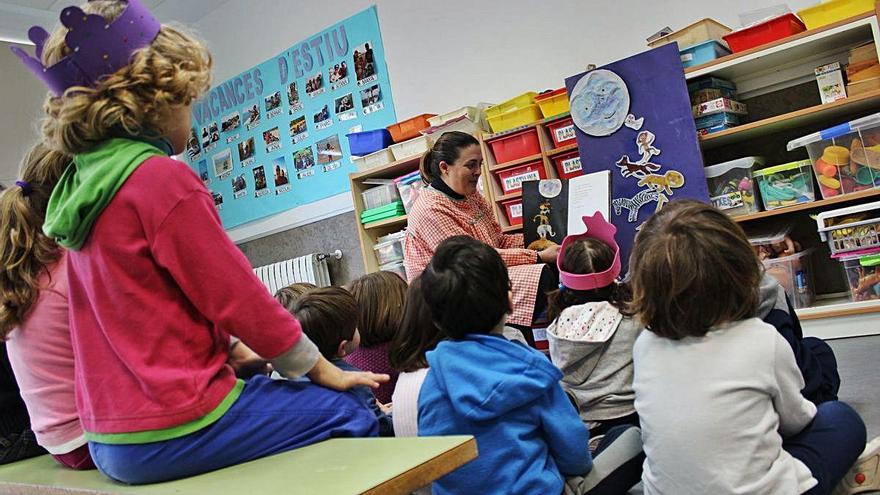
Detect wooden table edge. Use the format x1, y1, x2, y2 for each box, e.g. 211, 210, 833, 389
362, 437, 478, 495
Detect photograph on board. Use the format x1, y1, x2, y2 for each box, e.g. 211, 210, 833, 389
353, 42, 377, 83
212, 148, 233, 177
316, 135, 343, 165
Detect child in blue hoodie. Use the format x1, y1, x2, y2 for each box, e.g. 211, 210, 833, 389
418, 235, 643, 495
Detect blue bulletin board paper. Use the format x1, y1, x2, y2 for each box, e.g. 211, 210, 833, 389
564, 44, 709, 272
184, 6, 396, 229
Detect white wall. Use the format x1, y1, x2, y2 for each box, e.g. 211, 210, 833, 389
195, 0, 818, 120
0, 41, 48, 186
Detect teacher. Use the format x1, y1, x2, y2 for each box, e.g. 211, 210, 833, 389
404, 131, 558, 329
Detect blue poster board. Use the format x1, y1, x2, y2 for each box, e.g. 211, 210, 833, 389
184, 7, 396, 229
565, 44, 709, 271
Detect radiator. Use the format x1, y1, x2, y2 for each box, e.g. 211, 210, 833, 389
253, 251, 341, 294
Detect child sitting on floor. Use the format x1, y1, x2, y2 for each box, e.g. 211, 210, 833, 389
417, 235, 643, 495
347, 272, 407, 405
292, 287, 393, 437
546, 213, 642, 439
629, 200, 870, 495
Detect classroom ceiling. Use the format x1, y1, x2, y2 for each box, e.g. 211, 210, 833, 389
0, 0, 227, 44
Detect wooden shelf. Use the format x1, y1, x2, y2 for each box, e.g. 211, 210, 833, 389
734, 188, 880, 222
488, 153, 544, 172
350, 155, 421, 181
797, 296, 880, 321
699, 89, 880, 149
502, 224, 523, 233
545, 143, 578, 157
363, 215, 407, 230
685, 11, 876, 82
495, 190, 523, 202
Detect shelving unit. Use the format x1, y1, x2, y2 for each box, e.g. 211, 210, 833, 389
479, 112, 580, 233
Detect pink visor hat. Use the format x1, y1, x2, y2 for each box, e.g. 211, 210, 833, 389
10, 0, 161, 96
557, 211, 621, 291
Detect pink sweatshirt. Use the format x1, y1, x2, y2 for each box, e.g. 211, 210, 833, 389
6, 252, 85, 454
67, 156, 313, 434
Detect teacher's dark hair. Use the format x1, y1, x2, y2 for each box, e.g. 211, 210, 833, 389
419, 131, 479, 184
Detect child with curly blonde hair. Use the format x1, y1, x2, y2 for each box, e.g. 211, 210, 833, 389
12, 0, 385, 484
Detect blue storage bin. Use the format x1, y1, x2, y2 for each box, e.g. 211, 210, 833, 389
680, 40, 731, 68
347, 129, 393, 157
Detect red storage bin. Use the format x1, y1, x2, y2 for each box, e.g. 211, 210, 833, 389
502, 199, 523, 226
387, 114, 437, 143
488, 128, 541, 164
552, 150, 584, 180
722, 13, 806, 53
495, 160, 547, 194
546, 116, 577, 147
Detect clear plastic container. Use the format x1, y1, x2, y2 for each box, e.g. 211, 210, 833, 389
374, 232, 406, 265
396, 175, 426, 214
361, 182, 401, 211
389, 135, 432, 161
422, 115, 482, 138
427, 106, 481, 127
841, 254, 880, 301
705, 156, 763, 216
787, 113, 880, 199
379, 260, 407, 280
763, 249, 815, 309
753, 160, 816, 210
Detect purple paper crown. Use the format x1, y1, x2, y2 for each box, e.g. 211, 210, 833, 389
10, 0, 160, 96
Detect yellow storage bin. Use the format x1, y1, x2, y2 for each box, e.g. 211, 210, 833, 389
797, 0, 875, 30
534, 88, 570, 119
485, 91, 538, 120
487, 104, 543, 133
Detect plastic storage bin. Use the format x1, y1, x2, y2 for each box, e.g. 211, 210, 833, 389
787, 113, 880, 199
753, 160, 816, 210
428, 106, 480, 127
647, 18, 732, 48
552, 150, 583, 180
373, 233, 406, 265
495, 161, 547, 195
745, 222, 801, 261
485, 92, 538, 120
535, 88, 570, 119
547, 116, 577, 147
361, 182, 401, 210
502, 199, 524, 226
816, 200, 880, 256
379, 260, 407, 280
704, 156, 763, 216
798, 0, 875, 30
387, 114, 437, 143
763, 250, 815, 309
722, 13, 806, 53
389, 135, 432, 161
353, 148, 395, 171
395, 171, 425, 213
347, 129, 392, 156
487, 105, 544, 133
489, 128, 541, 164
841, 254, 880, 301
680, 40, 731, 68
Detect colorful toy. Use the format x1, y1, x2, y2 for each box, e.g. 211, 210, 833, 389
704, 157, 762, 216
843, 254, 880, 301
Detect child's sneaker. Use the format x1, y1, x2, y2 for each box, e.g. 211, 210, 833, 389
835, 436, 880, 495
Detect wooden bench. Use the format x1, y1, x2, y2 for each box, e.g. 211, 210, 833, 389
0, 436, 477, 495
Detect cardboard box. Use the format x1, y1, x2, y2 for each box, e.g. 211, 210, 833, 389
815, 62, 847, 104
693, 98, 748, 117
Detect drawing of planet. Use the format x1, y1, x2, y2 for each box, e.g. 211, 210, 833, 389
570, 69, 630, 137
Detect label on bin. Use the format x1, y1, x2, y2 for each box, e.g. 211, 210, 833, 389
561, 157, 582, 174
681, 53, 694, 62
710, 192, 744, 210
509, 203, 523, 219
555, 125, 576, 143
504, 170, 542, 192
796, 270, 807, 294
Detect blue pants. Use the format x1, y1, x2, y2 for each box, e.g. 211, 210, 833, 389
784, 401, 866, 495
90, 375, 379, 484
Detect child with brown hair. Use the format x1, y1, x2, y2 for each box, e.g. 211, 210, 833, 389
629, 200, 870, 495
292, 287, 393, 437
11, 0, 384, 484
273, 282, 318, 312
347, 271, 407, 404
545, 213, 642, 438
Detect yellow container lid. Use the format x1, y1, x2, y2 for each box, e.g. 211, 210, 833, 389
753, 159, 812, 177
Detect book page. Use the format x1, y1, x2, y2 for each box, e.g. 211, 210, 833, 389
567, 170, 611, 235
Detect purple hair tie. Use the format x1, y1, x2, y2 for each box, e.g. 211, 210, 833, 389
15, 180, 32, 196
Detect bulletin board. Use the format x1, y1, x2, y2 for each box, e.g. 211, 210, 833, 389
183, 6, 397, 229
565, 43, 709, 271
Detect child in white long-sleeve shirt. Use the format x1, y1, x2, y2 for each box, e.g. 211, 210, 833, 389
628, 200, 870, 495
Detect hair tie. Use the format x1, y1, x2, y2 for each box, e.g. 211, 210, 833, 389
558, 283, 566, 293
15, 180, 32, 197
